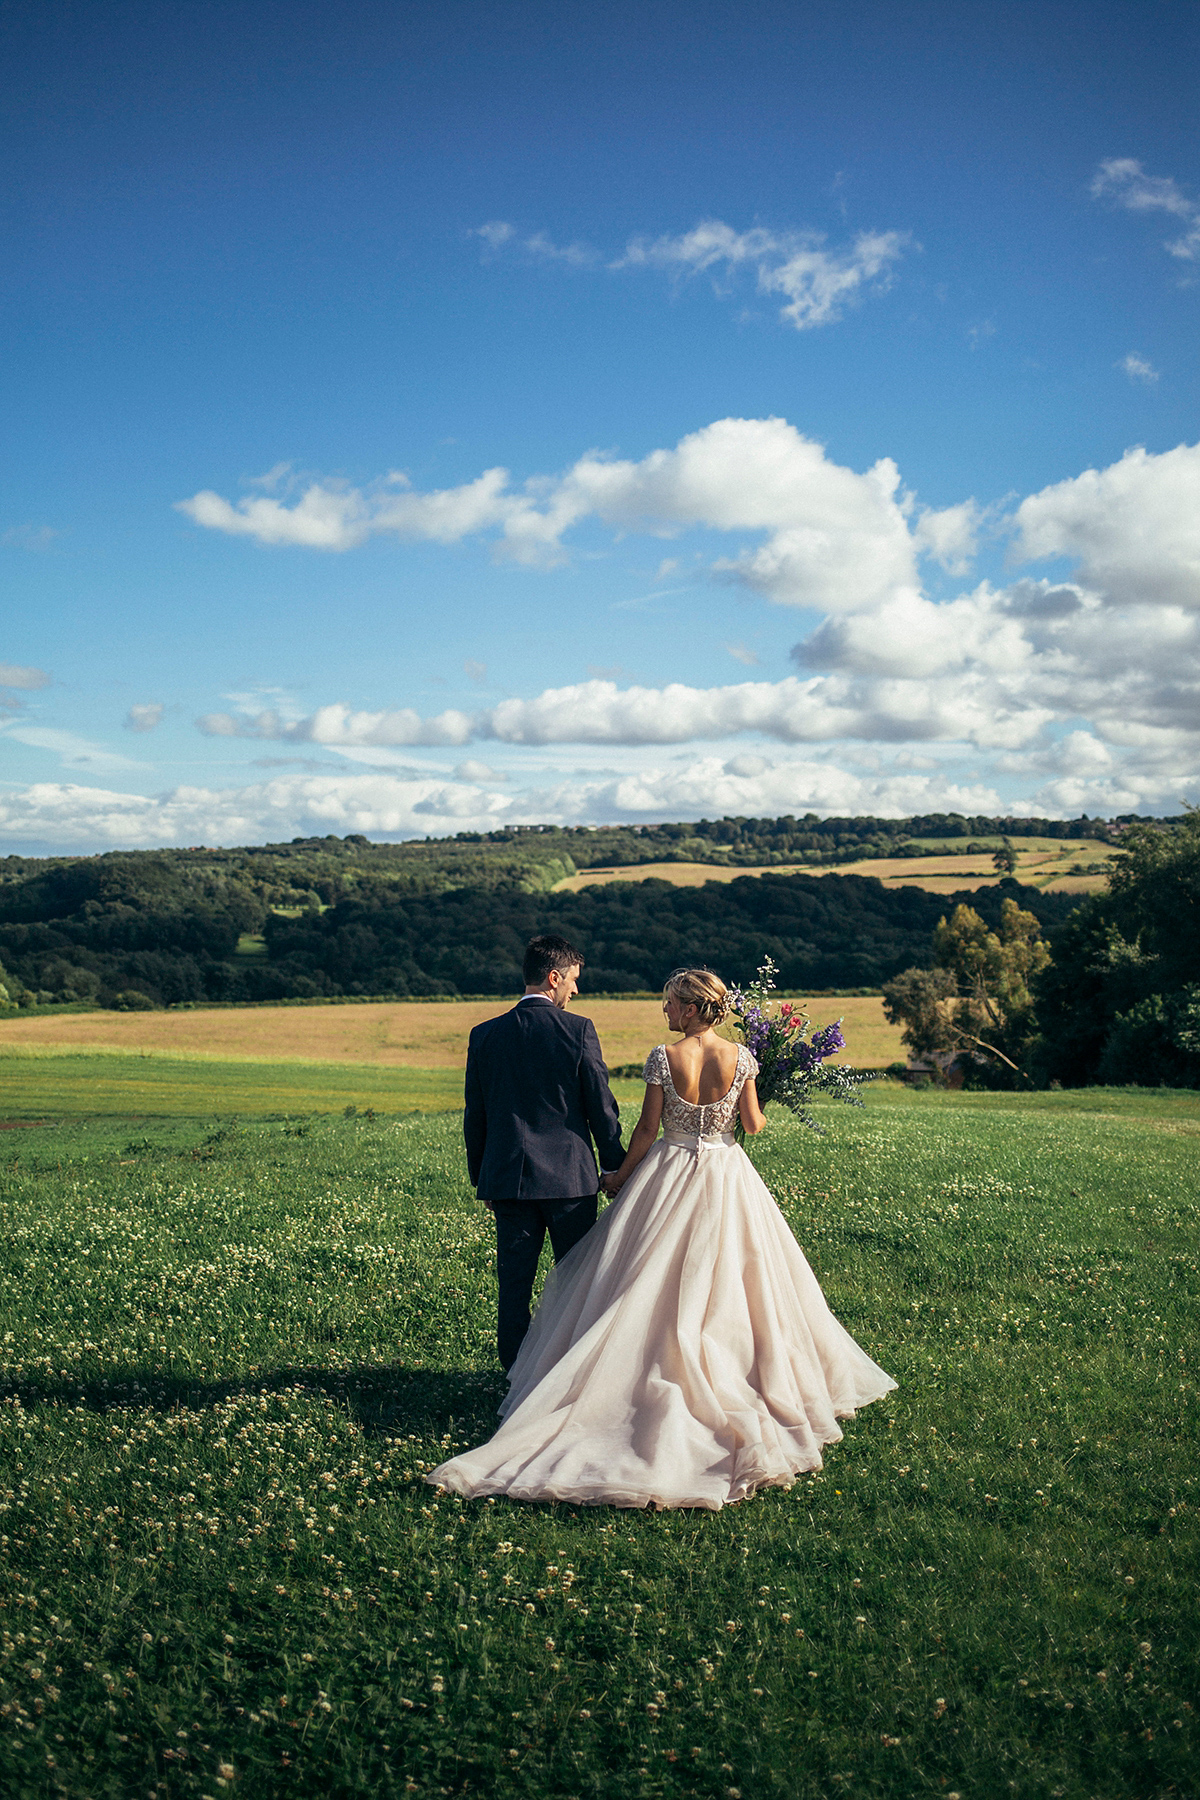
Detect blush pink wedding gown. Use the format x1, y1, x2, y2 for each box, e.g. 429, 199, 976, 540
428, 1044, 896, 1510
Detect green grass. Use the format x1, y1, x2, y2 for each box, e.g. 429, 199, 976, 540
0, 1087, 1197, 1798
0, 1048, 468, 1119
0, 1047, 647, 1121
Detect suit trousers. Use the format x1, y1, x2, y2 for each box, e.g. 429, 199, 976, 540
492, 1195, 598, 1371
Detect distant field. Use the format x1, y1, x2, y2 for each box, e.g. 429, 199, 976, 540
555, 859, 812, 889
555, 837, 1116, 897
0, 994, 901, 1080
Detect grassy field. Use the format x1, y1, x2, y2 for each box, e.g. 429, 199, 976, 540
0, 1081, 1197, 1798
0, 1047, 471, 1119
553, 839, 1117, 898
0, 996, 903, 1108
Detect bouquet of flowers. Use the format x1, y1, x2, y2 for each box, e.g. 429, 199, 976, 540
728, 955, 868, 1138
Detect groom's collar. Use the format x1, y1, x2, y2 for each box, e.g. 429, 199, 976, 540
517, 992, 553, 1004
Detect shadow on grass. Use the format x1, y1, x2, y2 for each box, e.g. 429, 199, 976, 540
0, 1363, 506, 1439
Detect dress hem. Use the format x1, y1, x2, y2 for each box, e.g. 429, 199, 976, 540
424, 1376, 897, 1511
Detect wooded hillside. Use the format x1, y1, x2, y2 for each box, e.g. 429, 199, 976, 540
0, 812, 1105, 1009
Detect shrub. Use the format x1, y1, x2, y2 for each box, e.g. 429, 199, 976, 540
1096, 985, 1200, 1088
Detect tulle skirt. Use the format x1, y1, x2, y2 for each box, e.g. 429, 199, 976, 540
427, 1131, 897, 1510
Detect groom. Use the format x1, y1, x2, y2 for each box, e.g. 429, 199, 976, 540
464, 933, 624, 1370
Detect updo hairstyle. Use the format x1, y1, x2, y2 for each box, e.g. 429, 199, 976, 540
663, 966, 730, 1027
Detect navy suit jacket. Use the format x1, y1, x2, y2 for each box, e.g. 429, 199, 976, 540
464, 996, 624, 1201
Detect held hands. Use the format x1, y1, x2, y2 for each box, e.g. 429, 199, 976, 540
599, 1171, 623, 1198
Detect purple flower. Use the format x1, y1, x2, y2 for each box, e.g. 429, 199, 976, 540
811, 1022, 846, 1058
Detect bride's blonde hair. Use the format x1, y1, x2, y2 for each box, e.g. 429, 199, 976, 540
663, 967, 730, 1027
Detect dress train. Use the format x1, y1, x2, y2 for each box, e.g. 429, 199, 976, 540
428, 1119, 896, 1510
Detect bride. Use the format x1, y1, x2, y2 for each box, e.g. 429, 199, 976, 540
428, 968, 896, 1510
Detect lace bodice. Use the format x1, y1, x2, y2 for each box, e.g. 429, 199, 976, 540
643, 1042, 759, 1136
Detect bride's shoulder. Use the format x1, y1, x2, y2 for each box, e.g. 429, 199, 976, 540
642, 1043, 669, 1083
737, 1042, 760, 1077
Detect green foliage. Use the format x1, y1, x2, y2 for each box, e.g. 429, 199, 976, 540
1105, 808, 1200, 991
990, 835, 1019, 875
0, 814, 1143, 1009
935, 896, 1050, 1016
884, 897, 1049, 1083
0, 956, 25, 1010
262, 873, 1079, 1003
1097, 985, 1200, 1087
728, 955, 867, 1135
1034, 811, 1200, 1087
881, 966, 958, 1061
0, 1093, 1197, 1798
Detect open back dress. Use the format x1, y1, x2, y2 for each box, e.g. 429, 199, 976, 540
428, 1043, 896, 1509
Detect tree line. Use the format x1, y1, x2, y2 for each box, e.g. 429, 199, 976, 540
883, 811, 1200, 1089
1, 809, 1194, 1089
0, 821, 1084, 1011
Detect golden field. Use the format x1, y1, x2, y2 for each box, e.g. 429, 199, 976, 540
553, 836, 1116, 896
0, 994, 903, 1075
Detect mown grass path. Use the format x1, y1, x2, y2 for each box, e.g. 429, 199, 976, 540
0, 1087, 1197, 1798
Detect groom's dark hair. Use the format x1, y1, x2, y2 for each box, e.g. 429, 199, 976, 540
524, 934, 586, 986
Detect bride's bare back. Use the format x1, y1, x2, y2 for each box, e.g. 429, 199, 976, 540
664, 1033, 740, 1105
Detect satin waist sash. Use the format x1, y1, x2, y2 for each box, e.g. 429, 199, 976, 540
662, 1129, 737, 1161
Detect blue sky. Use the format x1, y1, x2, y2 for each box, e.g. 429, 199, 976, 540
2, 0, 1198, 852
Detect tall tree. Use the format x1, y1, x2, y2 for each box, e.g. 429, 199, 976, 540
883, 896, 1048, 1082
991, 836, 1019, 876
1034, 809, 1200, 1087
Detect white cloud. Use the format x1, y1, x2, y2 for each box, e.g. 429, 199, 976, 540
474, 220, 600, 266
524, 231, 600, 268
245, 461, 294, 492
724, 642, 762, 666
0, 662, 50, 690
0, 723, 146, 772
487, 678, 844, 745
161, 428, 1200, 838
179, 435, 1200, 809
176, 417, 923, 605
1092, 158, 1194, 219
1091, 158, 1200, 261
454, 760, 507, 784
914, 500, 982, 573
797, 586, 1030, 682
1, 524, 58, 551
1011, 441, 1200, 610
125, 702, 164, 732
1118, 351, 1159, 384
196, 701, 476, 748
965, 319, 997, 350
0, 763, 1008, 852
176, 467, 515, 553
616, 219, 909, 330
3, 718, 1195, 853
475, 220, 515, 252
478, 214, 910, 329
189, 665, 1052, 759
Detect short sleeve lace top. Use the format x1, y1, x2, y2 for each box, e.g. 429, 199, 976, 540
642, 1042, 760, 1136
